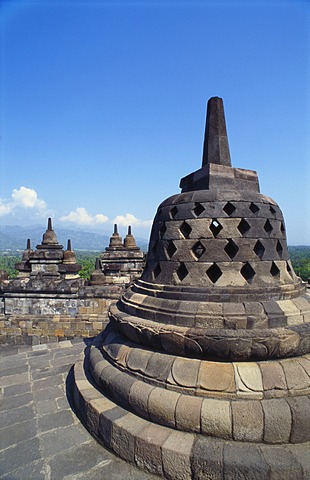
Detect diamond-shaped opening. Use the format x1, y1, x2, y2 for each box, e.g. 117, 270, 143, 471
286, 261, 294, 277
166, 241, 177, 259
237, 218, 251, 236
206, 263, 223, 283
210, 219, 223, 237
153, 263, 161, 279
193, 202, 205, 217
249, 202, 260, 214
281, 222, 286, 234
270, 205, 276, 215
192, 241, 206, 260
241, 262, 256, 283
159, 223, 167, 238
176, 262, 188, 281
270, 261, 280, 277
224, 239, 239, 259
276, 240, 283, 258
254, 240, 265, 259
223, 202, 236, 216
170, 206, 178, 219
179, 221, 192, 239
264, 219, 273, 234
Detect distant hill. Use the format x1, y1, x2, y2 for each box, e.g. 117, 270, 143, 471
0, 225, 148, 252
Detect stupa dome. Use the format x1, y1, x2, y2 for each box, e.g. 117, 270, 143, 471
110, 97, 309, 361
74, 98, 310, 479
41, 218, 60, 246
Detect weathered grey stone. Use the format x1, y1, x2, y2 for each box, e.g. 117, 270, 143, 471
162, 430, 195, 480
201, 398, 232, 439
148, 387, 180, 428
262, 398, 292, 443
261, 445, 303, 479
171, 357, 200, 387
129, 380, 155, 420
232, 400, 264, 441
260, 361, 287, 392
281, 358, 310, 391
98, 406, 127, 449
111, 412, 147, 463
191, 437, 224, 480
175, 394, 202, 432
135, 423, 171, 475
287, 396, 310, 443
223, 443, 270, 479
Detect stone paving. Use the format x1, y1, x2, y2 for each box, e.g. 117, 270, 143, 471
0, 339, 157, 480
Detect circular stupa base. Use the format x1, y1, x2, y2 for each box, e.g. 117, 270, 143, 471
73, 328, 310, 479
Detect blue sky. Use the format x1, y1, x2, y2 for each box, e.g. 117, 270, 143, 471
0, 0, 309, 244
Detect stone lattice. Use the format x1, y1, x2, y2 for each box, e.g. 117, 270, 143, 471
74, 97, 310, 479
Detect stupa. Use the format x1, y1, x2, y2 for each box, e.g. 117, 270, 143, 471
15, 218, 82, 280
90, 224, 145, 285
74, 98, 310, 479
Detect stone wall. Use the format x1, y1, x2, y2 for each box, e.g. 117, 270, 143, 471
0, 285, 122, 345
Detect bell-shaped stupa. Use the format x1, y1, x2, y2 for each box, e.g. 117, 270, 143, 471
74, 98, 310, 479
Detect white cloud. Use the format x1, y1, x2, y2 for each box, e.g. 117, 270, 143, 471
59, 207, 109, 225
0, 203, 13, 216
113, 213, 152, 229
0, 186, 47, 217
11, 186, 46, 209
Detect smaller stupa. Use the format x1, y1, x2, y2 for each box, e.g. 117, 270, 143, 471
91, 225, 145, 285
15, 218, 81, 280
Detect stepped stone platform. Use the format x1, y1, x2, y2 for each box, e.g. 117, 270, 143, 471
74, 330, 310, 479
73, 97, 310, 478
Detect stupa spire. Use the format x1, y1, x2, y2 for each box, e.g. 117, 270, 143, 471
202, 96, 231, 167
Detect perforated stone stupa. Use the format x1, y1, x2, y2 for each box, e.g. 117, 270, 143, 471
74, 97, 310, 479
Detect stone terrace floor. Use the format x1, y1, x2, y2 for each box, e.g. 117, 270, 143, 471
0, 339, 157, 480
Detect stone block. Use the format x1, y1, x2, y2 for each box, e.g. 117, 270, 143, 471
260, 445, 303, 479
260, 361, 287, 391
171, 357, 200, 388
111, 412, 147, 463
198, 361, 235, 392
232, 399, 263, 442
201, 398, 232, 439
234, 362, 263, 392
134, 423, 171, 476
162, 430, 195, 480
223, 442, 270, 479
110, 371, 137, 409
191, 437, 224, 480
86, 396, 115, 438
127, 347, 152, 374
281, 358, 310, 391
286, 396, 310, 443
175, 394, 202, 432
145, 351, 175, 382
262, 398, 292, 443
148, 387, 180, 428
129, 380, 155, 420
98, 405, 128, 449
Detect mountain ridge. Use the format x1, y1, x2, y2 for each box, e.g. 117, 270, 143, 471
0, 225, 148, 252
